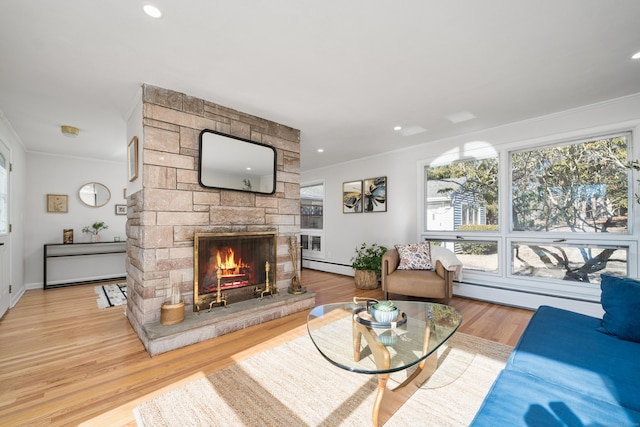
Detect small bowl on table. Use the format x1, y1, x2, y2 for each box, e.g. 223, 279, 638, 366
369, 302, 400, 323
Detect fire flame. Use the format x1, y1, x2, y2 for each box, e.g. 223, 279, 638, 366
216, 247, 247, 274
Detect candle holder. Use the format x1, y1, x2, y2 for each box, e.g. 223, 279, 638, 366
255, 261, 278, 299
161, 278, 185, 325
208, 266, 228, 311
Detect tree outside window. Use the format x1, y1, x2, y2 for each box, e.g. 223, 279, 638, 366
423, 133, 632, 286
511, 135, 628, 234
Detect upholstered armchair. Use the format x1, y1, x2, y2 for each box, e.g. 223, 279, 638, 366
381, 245, 460, 302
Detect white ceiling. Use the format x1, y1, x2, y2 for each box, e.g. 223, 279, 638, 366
1, 1, 639, 172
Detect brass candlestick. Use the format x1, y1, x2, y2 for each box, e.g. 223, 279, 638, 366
257, 261, 278, 299
208, 266, 228, 311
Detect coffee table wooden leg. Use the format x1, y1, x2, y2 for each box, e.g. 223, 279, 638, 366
372, 373, 390, 427
353, 322, 392, 426
353, 324, 363, 362
354, 321, 436, 427
374, 352, 438, 426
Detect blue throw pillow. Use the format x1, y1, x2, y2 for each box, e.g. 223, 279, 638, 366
598, 274, 640, 343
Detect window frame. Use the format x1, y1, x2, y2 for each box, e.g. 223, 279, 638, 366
508, 132, 631, 235
419, 128, 638, 301
300, 179, 326, 260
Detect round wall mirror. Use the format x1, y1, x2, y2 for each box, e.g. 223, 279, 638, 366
78, 182, 111, 207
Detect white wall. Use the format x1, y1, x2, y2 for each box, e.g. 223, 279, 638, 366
302, 149, 419, 276
24, 152, 128, 288
301, 93, 640, 315
0, 112, 26, 306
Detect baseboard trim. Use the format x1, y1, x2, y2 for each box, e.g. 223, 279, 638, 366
300, 264, 604, 318
302, 259, 353, 276
453, 282, 604, 318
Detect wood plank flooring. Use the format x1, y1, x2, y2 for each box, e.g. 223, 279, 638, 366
0, 269, 533, 426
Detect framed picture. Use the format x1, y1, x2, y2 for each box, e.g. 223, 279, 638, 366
342, 180, 363, 213
363, 176, 387, 212
115, 204, 127, 215
46, 194, 68, 213
128, 136, 138, 182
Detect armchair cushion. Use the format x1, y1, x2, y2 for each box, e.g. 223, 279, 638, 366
395, 242, 432, 270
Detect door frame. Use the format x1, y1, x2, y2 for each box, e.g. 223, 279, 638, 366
0, 137, 10, 318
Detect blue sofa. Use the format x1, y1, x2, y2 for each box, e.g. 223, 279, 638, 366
471, 304, 640, 426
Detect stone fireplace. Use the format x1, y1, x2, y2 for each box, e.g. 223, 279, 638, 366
194, 231, 276, 310
125, 85, 315, 356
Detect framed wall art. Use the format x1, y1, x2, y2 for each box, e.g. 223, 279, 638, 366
128, 136, 138, 182
46, 194, 68, 213
363, 176, 387, 212
115, 204, 127, 215
342, 180, 363, 213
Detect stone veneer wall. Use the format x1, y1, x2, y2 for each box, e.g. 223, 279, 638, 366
126, 85, 301, 340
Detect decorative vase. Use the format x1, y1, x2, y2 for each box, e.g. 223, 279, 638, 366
354, 269, 378, 289
161, 301, 185, 325
91, 234, 100, 243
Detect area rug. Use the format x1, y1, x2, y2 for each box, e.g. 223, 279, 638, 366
95, 283, 127, 308
133, 332, 512, 426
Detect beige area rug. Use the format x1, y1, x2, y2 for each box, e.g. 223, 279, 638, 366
134, 330, 512, 427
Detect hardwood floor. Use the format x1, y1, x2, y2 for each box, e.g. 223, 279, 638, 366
0, 269, 533, 426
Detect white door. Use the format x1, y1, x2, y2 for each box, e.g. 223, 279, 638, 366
0, 140, 9, 318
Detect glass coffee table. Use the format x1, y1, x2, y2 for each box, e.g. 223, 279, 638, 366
307, 300, 462, 426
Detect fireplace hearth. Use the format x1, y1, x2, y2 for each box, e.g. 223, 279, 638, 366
194, 231, 276, 311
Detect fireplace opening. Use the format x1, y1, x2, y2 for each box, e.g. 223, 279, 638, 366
194, 231, 276, 311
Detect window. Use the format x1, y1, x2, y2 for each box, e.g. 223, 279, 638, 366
511, 135, 628, 234
301, 183, 323, 230
425, 157, 499, 232
430, 239, 499, 274
422, 131, 634, 297
511, 241, 627, 283
508, 134, 630, 285
301, 182, 324, 259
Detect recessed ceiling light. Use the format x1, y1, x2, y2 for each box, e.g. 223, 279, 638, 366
246, 167, 252, 171
317, 148, 324, 153
632, 51, 640, 60
143, 4, 162, 18
393, 126, 402, 131
398, 126, 428, 137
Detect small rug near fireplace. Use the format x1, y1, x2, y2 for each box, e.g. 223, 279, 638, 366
95, 283, 127, 309
133, 332, 512, 426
